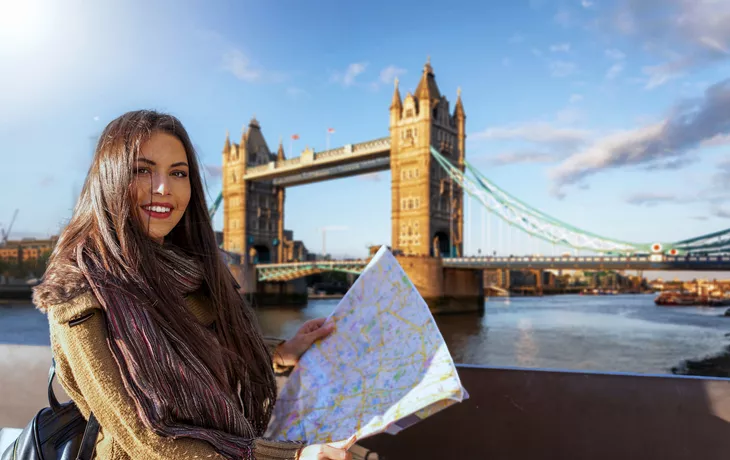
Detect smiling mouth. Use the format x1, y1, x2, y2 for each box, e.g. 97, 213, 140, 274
141, 203, 174, 219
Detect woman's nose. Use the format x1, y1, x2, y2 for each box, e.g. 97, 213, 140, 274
153, 174, 169, 195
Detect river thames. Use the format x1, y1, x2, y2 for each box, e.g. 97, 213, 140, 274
2, 294, 730, 375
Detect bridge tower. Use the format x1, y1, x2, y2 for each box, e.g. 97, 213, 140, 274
389, 59, 466, 257
222, 117, 285, 264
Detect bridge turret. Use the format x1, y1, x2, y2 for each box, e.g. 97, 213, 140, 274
454, 87, 466, 168
277, 138, 286, 161
390, 77, 402, 125
223, 130, 231, 157
415, 57, 441, 113
454, 87, 465, 120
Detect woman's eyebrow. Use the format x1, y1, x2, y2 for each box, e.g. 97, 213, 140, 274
136, 158, 189, 168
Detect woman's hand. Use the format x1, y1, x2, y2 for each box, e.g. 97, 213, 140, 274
297, 444, 351, 460
275, 318, 334, 368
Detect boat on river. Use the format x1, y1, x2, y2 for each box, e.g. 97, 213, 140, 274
655, 291, 730, 307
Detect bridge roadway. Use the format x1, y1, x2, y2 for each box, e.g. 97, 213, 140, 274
443, 254, 730, 271
244, 137, 391, 187
255, 254, 730, 281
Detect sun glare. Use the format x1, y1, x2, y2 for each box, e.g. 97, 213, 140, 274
0, 0, 47, 47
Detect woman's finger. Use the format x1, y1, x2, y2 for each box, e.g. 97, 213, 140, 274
319, 445, 351, 460
308, 317, 327, 328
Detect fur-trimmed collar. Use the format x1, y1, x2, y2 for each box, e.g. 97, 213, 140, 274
33, 263, 91, 314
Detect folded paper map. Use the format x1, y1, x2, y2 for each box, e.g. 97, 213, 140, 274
265, 245, 468, 447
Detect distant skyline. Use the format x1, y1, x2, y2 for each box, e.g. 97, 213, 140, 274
1, 0, 729, 281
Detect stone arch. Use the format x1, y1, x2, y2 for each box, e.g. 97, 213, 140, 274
432, 231, 450, 258
250, 244, 272, 264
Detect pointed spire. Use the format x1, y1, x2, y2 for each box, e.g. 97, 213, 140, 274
454, 86, 465, 119
223, 130, 231, 154
240, 125, 247, 148
277, 137, 286, 161
390, 77, 402, 111
415, 56, 441, 102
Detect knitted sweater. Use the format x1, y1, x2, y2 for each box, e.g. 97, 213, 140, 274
47, 290, 303, 460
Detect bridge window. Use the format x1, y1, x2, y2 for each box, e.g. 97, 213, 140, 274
406, 109, 414, 118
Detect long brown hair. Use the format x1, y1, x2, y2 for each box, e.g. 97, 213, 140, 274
34, 110, 276, 458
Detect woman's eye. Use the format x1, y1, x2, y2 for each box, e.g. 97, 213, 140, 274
172, 171, 188, 178
135, 167, 150, 175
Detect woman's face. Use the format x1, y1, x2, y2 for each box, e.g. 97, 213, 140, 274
133, 132, 191, 243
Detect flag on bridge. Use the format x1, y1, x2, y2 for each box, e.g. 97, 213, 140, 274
291, 134, 300, 140
327, 128, 335, 134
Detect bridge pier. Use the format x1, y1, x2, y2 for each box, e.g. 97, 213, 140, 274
397, 256, 484, 314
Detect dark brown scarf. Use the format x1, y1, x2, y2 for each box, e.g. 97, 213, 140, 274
36, 244, 271, 459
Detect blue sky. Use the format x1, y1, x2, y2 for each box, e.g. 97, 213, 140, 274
1, 0, 729, 272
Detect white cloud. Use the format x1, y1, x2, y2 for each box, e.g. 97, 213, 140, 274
486, 150, 558, 166
625, 192, 678, 207
609, 0, 730, 88
581, 0, 594, 7
473, 122, 590, 148
550, 77, 730, 194
502, 57, 512, 67
221, 49, 286, 83
549, 60, 577, 77
701, 133, 730, 147
606, 62, 624, 80
93, 115, 99, 121
331, 62, 368, 87
569, 93, 584, 103
550, 43, 571, 53
604, 48, 626, 60
555, 107, 584, 124
378, 65, 406, 85
222, 49, 259, 82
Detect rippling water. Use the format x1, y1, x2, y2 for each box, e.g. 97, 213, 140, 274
3, 294, 730, 375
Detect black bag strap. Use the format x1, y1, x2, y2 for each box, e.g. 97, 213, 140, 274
47, 359, 101, 459
77, 413, 100, 460
47, 358, 61, 412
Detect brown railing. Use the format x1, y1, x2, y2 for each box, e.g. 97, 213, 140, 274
359, 365, 730, 460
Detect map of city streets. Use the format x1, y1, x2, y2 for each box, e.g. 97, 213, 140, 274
265, 246, 468, 447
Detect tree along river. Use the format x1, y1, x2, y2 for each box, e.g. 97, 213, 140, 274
2, 294, 730, 375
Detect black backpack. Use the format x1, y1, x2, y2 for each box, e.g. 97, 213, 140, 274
1, 359, 100, 460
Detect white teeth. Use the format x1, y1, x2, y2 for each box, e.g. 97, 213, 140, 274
145, 205, 171, 213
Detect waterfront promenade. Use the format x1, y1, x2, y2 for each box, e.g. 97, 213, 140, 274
4, 296, 730, 458
4, 343, 730, 459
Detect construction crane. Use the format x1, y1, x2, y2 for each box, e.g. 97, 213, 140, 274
0, 209, 19, 247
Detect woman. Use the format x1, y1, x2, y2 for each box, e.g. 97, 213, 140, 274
33, 110, 351, 460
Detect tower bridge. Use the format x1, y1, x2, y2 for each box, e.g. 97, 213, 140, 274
216, 59, 730, 312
